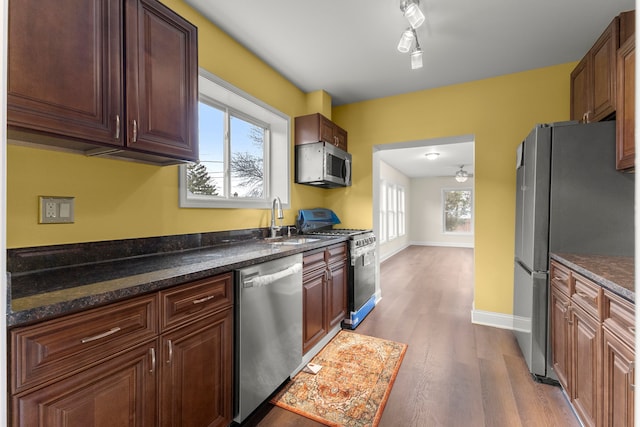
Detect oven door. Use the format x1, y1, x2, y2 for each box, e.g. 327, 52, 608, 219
350, 246, 376, 312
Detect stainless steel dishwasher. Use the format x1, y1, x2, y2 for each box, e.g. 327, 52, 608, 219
234, 253, 303, 424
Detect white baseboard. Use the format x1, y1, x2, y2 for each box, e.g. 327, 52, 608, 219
379, 243, 410, 262
409, 241, 474, 248
471, 307, 514, 330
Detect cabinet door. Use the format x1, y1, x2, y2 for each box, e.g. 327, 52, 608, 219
570, 56, 592, 122
327, 260, 347, 330
125, 0, 198, 161
616, 36, 635, 171
550, 285, 571, 392
12, 343, 157, 427
7, 0, 123, 146
159, 309, 233, 427
334, 125, 348, 151
319, 115, 335, 145
591, 17, 619, 121
302, 270, 328, 354
602, 328, 635, 427
571, 304, 601, 427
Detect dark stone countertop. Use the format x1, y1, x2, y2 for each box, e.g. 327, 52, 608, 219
550, 252, 634, 303
7, 229, 348, 327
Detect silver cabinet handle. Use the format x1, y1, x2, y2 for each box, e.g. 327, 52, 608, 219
115, 115, 120, 140
630, 361, 635, 390
567, 306, 573, 325
167, 339, 173, 364
149, 347, 156, 373
629, 326, 635, 334
132, 119, 138, 142
81, 327, 121, 343
192, 295, 215, 304
575, 291, 589, 299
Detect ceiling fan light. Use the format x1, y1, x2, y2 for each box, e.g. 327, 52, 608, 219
397, 28, 414, 53
410, 48, 423, 69
455, 167, 469, 182
404, 2, 425, 29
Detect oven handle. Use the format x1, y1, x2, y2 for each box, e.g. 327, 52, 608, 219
242, 263, 302, 288
351, 246, 376, 266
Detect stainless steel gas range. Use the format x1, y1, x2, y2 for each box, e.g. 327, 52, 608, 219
297, 210, 377, 329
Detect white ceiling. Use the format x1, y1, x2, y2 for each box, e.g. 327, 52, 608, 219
185, 0, 635, 178
377, 136, 474, 178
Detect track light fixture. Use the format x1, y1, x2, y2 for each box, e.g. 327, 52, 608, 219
397, 28, 414, 53
410, 37, 423, 70
400, 0, 425, 29
397, 1, 425, 70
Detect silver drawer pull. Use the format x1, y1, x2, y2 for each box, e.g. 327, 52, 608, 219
81, 327, 121, 343
115, 114, 120, 140
150, 347, 156, 374
192, 295, 215, 304
575, 291, 589, 299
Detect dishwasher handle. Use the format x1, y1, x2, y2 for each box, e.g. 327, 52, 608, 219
243, 263, 302, 288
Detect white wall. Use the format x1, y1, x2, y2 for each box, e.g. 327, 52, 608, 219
378, 160, 411, 261
409, 176, 474, 248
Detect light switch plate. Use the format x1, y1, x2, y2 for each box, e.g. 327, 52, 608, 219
39, 196, 75, 224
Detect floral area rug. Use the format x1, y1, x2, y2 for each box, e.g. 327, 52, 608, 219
271, 330, 407, 427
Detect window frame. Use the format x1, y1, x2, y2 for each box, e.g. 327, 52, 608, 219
179, 69, 290, 209
442, 187, 474, 234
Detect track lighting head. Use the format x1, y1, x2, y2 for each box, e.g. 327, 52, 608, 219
400, 0, 425, 29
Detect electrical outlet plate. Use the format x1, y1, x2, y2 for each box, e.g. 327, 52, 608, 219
39, 196, 75, 224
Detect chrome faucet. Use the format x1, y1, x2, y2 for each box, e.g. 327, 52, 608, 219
270, 196, 284, 238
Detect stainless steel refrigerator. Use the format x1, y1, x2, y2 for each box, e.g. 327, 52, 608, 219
513, 120, 634, 382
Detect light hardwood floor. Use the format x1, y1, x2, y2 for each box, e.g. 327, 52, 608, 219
244, 246, 579, 427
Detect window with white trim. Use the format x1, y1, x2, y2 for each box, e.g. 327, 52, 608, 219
442, 188, 473, 233
379, 180, 387, 243
179, 69, 290, 209
397, 186, 406, 236
379, 182, 406, 242
387, 184, 397, 240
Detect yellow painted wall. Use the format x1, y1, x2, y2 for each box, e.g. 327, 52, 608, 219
6, 0, 577, 316
330, 63, 575, 314
6, 0, 327, 248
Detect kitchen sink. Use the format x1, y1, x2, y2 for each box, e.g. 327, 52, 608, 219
268, 237, 320, 246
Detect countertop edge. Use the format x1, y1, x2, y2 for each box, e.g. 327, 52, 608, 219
550, 252, 634, 303
7, 236, 348, 328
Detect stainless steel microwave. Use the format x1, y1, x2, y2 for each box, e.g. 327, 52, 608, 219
295, 142, 352, 188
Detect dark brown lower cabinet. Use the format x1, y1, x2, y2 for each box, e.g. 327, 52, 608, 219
159, 308, 233, 427
302, 243, 347, 355
550, 284, 571, 391
602, 328, 634, 426
12, 343, 157, 426
10, 273, 233, 427
550, 260, 635, 427
571, 303, 601, 427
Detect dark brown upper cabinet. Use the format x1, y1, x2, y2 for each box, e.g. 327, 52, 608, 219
7, 0, 198, 165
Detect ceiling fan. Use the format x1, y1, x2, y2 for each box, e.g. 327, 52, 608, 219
455, 165, 473, 182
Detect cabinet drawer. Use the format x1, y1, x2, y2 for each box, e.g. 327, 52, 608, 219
572, 272, 603, 320
160, 273, 233, 332
326, 243, 347, 264
603, 290, 635, 344
11, 294, 158, 394
304, 250, 327, 273
550, 261, 572, 296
